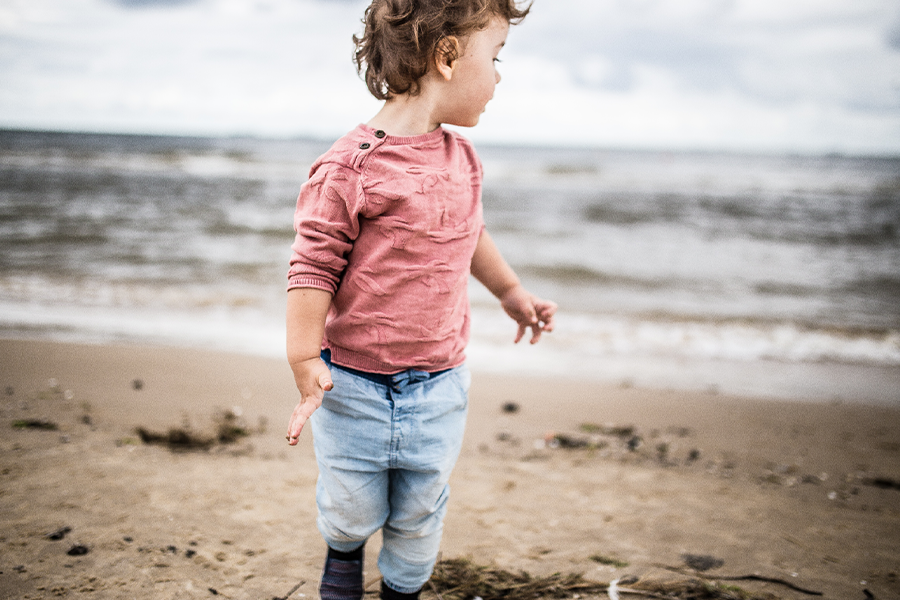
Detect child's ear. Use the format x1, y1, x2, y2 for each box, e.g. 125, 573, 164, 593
434, 36, 460, 81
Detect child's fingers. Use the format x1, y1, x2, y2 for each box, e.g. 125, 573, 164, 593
319, 372, 334, 392
286, 399, 316, 444
535, 303, 557, 333
538, 313, 555, 333
527, 303, 555, 343
286, 374, 331, 444
537, 301, 557, 320
287, 403, 314, 442
513, 321, 528, 344
505, 294, 555, 344
513, 305, 538, 343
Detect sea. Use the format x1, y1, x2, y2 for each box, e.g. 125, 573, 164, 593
1, 129, 898, 404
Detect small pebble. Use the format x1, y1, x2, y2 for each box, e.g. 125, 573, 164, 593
682, 553, 724, 571
67, 544, 89, 556
46, 526, 72, 541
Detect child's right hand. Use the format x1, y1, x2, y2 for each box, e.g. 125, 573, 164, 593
500, 284, 557, 344
286, 357, 333, 445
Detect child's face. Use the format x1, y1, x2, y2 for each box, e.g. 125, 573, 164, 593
439, 17, 510, 128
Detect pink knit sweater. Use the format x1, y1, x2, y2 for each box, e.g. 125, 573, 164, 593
287, 124, 485, 374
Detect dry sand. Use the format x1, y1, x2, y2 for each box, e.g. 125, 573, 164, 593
1, 339, 898, 600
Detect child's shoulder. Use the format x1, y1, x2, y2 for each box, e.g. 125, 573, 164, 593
314, 125, 371, 166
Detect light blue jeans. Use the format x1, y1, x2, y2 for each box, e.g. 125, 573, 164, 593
309, 356, 470, 594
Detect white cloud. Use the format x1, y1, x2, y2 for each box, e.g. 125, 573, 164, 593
0, 0, 377, 137
487, 0, 900, 152
1, 0, 898, 153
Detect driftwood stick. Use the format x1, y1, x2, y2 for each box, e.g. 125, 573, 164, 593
658, 565, 823, 596
616, 587, 680, 599
274, 580, 305, 600
715, 574, 823, 596
428, 579, 446, 600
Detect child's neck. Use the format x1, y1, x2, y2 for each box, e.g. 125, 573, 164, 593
366, 86, 444, 137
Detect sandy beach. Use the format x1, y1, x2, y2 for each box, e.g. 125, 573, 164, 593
1, 338, 898, 600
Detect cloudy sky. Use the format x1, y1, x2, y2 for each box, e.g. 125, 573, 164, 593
1, 0, 899, 154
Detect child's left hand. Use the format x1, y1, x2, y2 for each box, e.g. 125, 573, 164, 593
499, 285, 557, 344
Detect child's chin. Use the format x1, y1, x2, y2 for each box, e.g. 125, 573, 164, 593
449, 116, 481, 128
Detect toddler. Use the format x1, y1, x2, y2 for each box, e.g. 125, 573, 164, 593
285, 1, 555, 600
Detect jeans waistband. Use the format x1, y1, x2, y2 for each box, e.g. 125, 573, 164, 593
321, 349, 451, 388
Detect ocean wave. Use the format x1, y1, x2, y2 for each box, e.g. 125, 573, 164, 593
470, 308, 900, 367
486, 188, 900, 247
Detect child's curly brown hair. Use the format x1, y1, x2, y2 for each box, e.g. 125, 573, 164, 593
353, 0, 531, 100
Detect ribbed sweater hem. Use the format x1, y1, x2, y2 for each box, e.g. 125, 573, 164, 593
326, 343, 464, 375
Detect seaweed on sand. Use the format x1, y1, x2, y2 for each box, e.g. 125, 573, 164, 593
428, 557, 600, 600
426, 558, 782, 600
213, 409, 250, 444
135, 409, 250, 452
12, 419, 59, 430
135, 426, 215, 451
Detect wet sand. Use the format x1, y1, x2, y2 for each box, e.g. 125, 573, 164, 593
1, 339, 898, 599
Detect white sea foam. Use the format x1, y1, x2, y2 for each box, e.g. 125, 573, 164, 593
2, 290, 898, 404
468, 306, 900, 367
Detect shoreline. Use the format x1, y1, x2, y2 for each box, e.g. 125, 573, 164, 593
2, 329, 898, 407
2, 339, 899, 599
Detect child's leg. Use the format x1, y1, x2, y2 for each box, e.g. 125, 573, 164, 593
310, 367, 396, 599
377, 366, 470, 595
377, 467, 452, 594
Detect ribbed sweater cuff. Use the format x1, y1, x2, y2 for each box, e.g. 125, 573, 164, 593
287, 276, 335, 294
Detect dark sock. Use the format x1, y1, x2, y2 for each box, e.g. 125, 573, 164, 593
320, 545, 365, 600
328, 546, 364, 562
380, 581, 421, 600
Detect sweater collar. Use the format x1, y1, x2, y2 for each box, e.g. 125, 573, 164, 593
357, 123, 448, 146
